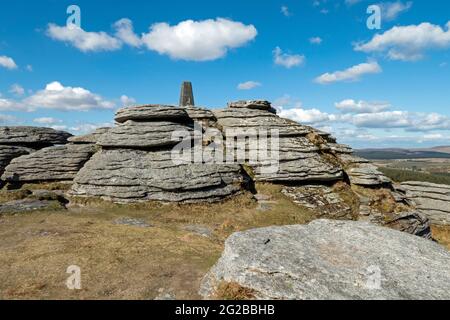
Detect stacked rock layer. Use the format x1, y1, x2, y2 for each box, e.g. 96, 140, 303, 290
70, 105, 249, 203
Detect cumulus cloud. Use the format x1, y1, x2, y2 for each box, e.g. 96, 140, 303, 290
237, 81, 261, 90
379, 1, 413, 21
24, 81, 115, 111
354, 21, 450, 61
273, 47, 305, 68
70, 122, 113, 134
9, 84, 25, 96
0, 114, 17, 124
114, 18, 142, 47
47, 24, 122, 52
315, 61, 382, 84
141, 18, 257, 61
335, 99, 391, 113
0, 55, 18, 70
274, 96, 332, 124
33, 117, 62, 125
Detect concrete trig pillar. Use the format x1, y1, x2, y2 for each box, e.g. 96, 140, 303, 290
179, 81, 195, 107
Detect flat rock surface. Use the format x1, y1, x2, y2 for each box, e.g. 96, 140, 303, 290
0, 126, 72, 147
1, 144, 96, 182
71, 148, 248, 203
200, 219, 450, 300
97, 121, 193, 149
115, 105, 190, 123
397, 181, 450, 225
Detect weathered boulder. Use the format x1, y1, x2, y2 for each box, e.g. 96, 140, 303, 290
0, 145, 35, 175
200, 220, 450, 300
1, 144, 96, 182
115, 105, 190, 123
338, 154, 391, 186
397, 181, 450, 225
0, 126, 72, 147
68, 127, 110, 144
97, 120, 193, 149
70, 148, 249, 203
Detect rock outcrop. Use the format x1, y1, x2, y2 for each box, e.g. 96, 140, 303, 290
70, 105, 250, 203
335, 154, 391, 186
397, 181, 450, 225
200, 220, 450, 300
1, 144, 96, 183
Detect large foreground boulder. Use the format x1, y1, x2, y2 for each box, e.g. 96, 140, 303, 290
397, 181, 450, 225
200, 220, 450, 300
1, 144, 96, 182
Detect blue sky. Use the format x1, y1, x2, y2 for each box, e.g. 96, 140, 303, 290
0, 0, 449, 148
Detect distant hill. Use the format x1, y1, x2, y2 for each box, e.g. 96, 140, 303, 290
355, 147, 450, 160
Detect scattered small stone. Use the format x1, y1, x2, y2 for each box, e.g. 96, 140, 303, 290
182, 224, 213, 238
114, 217, 151, 228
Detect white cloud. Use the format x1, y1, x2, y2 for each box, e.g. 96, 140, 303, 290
379, 1, 413, 21
237, 81, 261, 90
0, 98, 29, 112
335, 99, 391, 113
50, 125, 69, 131
9, 84, 25, 96
120, 95, 136, 106
309, 37, 323, 44
33, 117, 62, 125
47, 24, 122, 52
274, 96, 332, 124
70, 122, 113, 134
141, 18, 257, 61
273, 47, 305, 68
281, 6, 291, 17
114, 18, 142, 47
354, 21, 450, 61
24, 81, 115, 111
315, 61, 382, 84
0, 114, 17, 123
26, 64, 33, 72
0, 55, 18, 70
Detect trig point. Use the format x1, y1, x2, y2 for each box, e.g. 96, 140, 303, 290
179, 81, 195, 107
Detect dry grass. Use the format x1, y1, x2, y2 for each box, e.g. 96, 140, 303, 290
214, 282, 257, 300
432, 225, 450, 250
0, 184, 314, 300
